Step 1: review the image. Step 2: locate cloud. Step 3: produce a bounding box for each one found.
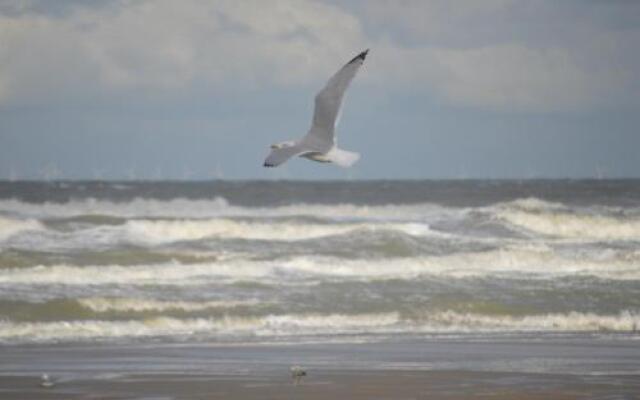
[361,0,516,47]
[0,0,365,104]
[0,0,638,112]
[359,0,640,111]
[432,45,593,111]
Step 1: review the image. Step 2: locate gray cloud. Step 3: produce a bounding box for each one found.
[357,0,640,111]
[0,0,638,112]
[0,0,365,105]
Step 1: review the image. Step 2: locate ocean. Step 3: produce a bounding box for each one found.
[1,180,639,345]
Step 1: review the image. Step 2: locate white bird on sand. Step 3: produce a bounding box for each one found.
[263,49,369,168]
[290,365,307,385]
[39,373,55,388]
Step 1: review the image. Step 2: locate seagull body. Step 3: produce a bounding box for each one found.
[290,365,307,385]
[40,374,55,388]
[264,49,369,168]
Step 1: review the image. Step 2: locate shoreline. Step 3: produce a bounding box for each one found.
[2,369,639,400]
[1,337,639,399]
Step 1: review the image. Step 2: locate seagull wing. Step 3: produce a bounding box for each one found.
[263,145,305,167]
[307,49,369,147]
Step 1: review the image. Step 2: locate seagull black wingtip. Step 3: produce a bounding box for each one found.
[348,49,369,64]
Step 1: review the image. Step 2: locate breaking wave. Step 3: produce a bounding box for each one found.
[498,197,568,212]
[78,297,261,313]
[498,210,640,240]
[0,220,439,253]
[122,219,433,243]
[1,310,638,344]
[1,246,638,287]
[0,197,455,221]
[2,186,640,346]
[416,310,640,333]
[0,312,401,343]
[0,216,43,241]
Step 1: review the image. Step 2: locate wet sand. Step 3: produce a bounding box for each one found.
[1,337,639,399]
[2,370,639,400]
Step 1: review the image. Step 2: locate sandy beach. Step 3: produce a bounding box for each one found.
[2,337,639,399]
[3,369,639,400]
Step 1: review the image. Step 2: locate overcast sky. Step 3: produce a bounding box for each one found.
[1,0,639,180]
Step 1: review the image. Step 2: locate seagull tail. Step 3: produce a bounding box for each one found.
[327,148,360,168]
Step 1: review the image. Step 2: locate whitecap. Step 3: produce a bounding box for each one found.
[1,246,639,287]
[498,209,640,241]
[78,297,261,312]
[0,312,401,343]
[122,219,434,244]
[0,216,44,241]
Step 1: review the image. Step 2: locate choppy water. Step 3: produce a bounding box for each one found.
[0,180,639,344]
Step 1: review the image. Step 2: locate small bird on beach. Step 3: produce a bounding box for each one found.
[39,373,55,388]
[290,365,307,385]
[263,49,369,168]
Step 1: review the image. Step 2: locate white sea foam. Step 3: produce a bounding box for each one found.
[286,247,640,280]
[499,197,568,212]
[499,210,640,240]
[0,197,457,221]
[78,297,261,312]
[416,310,640,333]
[1,246,638,287]
[0,216,43,241]
[1,310,637,343]
[0,218,437,251]
[0,198,229,218]
[123,219,434,243]
[0,312,401,343]
[0,262,263,286]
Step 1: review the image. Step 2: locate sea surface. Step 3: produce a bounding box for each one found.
[1,180,639,345]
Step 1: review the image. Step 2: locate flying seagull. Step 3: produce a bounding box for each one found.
[263,49,369,168]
